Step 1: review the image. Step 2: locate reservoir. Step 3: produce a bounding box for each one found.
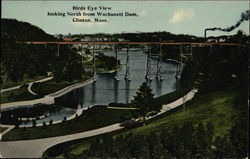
[1,49,179,126]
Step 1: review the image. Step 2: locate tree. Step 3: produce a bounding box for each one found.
[206,121,214,145]
[230,119,248,158]
[32,120,37,127]
[178,122,196,158]
[194,122,210,158]
[131,82,155,125]
[213,135,234,158]
[49,119,53,125]
[148,132,164,159]
[131,135,149,159]
[43,121,47,127]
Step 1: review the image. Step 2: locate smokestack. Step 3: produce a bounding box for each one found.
[205,10,250,35]
[204,29,208,39]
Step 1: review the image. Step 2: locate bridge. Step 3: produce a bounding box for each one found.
[22,41,244,81]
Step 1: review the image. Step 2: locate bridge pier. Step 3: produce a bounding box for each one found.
[175,44,183,78]
[156,44,164,80]
[145,44,152,80]
[124,44,131,81]
[114,44,119,81]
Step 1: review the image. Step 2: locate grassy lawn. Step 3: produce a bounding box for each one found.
[0,127,8,133]
[122,88,238,138]
[0,87,37,104]
[154,88,190,105]
[65,142,91,156]
[0,78,90,104]
[108,88,189,108]
[1,76,47,89]
[48,87,241,157]
[32,78,89,96]
[2,106,133,141]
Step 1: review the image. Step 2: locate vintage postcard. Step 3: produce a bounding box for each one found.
[0,1,249,158]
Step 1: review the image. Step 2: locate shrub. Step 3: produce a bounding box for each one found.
[63,117,67,121]
[43,122,47,127]
[32,120,37,127]
[49,119,53,125]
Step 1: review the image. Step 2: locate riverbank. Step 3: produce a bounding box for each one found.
[0,79,94,111]
[165,58,181,64]
[18,104,96,128]
[0,89,197,158]
[96,66,122,74]
[0,77,53,104]
[1,105,133,141]
[1,87,195,141]
[45,87,240,158]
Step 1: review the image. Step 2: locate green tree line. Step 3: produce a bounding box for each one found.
[66,121,246,159]
[1,19,84,87]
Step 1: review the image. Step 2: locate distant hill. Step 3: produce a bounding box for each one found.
[1,18,58,42]
[1,19,80,84]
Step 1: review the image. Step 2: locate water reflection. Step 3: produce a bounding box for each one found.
[91,82,96,104]
[114,80,119,103]
[155,80,163,95]
[125,81,130,103]
[56,49,178,110]
[2,49,179,125]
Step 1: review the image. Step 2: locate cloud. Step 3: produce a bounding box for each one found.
[169,9,195,23]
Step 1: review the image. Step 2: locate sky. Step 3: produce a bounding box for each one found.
[2,1,249,37]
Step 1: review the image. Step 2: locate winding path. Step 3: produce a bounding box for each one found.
[0,89,197,158]
[0,77,53,94]
[27,82,37,95]
[0,79,93,111]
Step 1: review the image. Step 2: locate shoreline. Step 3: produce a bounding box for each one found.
[16,104,98,128]
[165,58,181,64]
[0,89,197,158]
[96,66,122,74]
[0,79,94,111]
[151,56,181,65]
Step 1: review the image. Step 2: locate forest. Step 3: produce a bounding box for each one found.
[1,19,84,88]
